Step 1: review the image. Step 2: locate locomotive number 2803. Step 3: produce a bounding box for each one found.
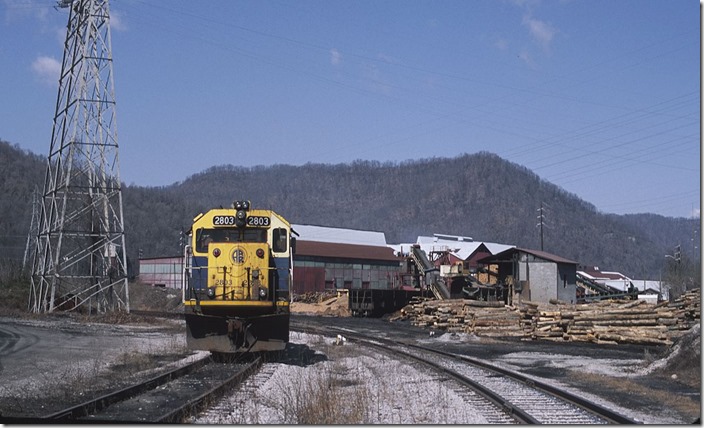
[246,216,270,227]
[213,215,236,226]
[212,215,270,227]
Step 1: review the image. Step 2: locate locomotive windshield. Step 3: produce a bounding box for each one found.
[195,227,267,253]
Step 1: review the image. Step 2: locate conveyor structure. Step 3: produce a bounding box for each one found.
[410,245,451,300]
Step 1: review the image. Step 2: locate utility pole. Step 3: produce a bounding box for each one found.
[29,0,128,314]
[536,202,549,251]
[674,244,681,264]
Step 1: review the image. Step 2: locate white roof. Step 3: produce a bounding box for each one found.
[483,242,515,256]
[393,235,514,260]
[292,224,388,247]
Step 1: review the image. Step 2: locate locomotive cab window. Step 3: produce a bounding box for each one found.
[195,228,267,252]
[272,228,288,253]
[195,228,213,253]
[241,229,267,243]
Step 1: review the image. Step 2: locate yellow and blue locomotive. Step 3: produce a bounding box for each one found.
[182,200,293,353]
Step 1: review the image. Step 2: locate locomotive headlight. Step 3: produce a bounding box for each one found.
[256,248,265,258]
[235,209,246,227]
[259,288,267,299]
[213,248,221,257]
[207,287,216,298]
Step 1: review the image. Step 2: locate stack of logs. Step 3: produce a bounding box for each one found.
[391,288,700,346]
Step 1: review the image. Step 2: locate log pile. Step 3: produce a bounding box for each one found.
[395,298,466,331]
[464,300,530,337]
[668,288,701,335]
[393,298,530,337]
[531,299,677,346]
[392,288,700,346]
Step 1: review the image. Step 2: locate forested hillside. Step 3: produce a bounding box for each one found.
[1,139,698,280]
[0,141,44,267]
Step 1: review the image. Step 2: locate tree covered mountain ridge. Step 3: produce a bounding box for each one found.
[1,139,698,280]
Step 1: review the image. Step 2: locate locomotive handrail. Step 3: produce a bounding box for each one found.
[182,245,202,312]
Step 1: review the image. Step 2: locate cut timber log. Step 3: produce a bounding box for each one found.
[595,333,673,346]
[463,300,505,308]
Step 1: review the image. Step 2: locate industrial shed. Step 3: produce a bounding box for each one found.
[477,248,578,305]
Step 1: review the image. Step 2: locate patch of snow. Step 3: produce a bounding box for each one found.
[494,351,643,377]
[418,331,484,344]
[636,323,700,376]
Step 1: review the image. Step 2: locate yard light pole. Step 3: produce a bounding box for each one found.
[664,246,682,300]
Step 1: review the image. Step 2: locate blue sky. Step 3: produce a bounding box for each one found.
[0,0,700,218]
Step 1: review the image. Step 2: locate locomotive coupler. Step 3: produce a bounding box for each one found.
[227,319,257,350]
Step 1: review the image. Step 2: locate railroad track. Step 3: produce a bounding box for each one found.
[5,354,261,423]
[129,309,184,320]
[291,320,638,424]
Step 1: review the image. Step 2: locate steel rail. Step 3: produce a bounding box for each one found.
[42,355,211,421]
[404,342,639,424]
[76,357,262,423]
[129,309,184,319]
[332,330,538,424]
[155,356,262,423]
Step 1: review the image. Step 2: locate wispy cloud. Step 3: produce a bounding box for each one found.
[31,55,61,86]
[522,15,557,51]
[494,37,509,51]
[517,49,536,68]
[110,10,126,32]
[330,48,342,66]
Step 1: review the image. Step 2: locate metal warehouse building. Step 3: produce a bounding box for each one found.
[137,256,183,289]
[292,240,401,293]
[291,224,402,294]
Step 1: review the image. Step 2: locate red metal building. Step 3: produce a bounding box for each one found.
[292,240,402,293]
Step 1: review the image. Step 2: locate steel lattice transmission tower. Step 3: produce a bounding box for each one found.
[29,0,129,313]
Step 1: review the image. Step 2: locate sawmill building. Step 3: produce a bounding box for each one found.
[477,247,578,305]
